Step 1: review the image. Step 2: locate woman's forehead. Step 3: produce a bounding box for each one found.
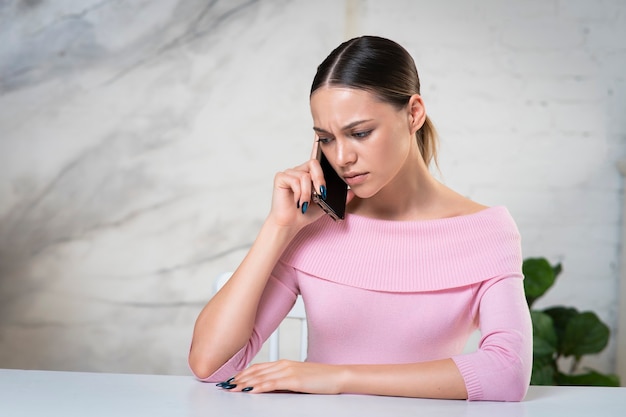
[310,87,401,130]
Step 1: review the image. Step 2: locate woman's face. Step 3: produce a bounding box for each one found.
[310,86,421,199]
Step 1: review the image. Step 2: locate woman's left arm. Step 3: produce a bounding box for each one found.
[451,276,533,401]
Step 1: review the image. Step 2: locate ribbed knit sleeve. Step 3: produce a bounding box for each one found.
[280,206,522,292]
[453,277,533,401]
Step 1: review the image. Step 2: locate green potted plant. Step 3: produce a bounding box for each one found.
[523,257,620,386]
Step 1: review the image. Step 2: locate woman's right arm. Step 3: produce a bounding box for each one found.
[188,161,326,380]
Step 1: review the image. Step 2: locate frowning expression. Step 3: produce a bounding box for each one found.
[310,87,420,199]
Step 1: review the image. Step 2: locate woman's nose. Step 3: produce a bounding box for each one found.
[335,140,357,167]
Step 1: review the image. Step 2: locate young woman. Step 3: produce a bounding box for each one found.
[188,36,532,402]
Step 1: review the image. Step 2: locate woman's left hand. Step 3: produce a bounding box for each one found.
[222,360,346,394]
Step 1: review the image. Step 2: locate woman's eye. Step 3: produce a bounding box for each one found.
[353,130,372,139]
[317,137,333,144]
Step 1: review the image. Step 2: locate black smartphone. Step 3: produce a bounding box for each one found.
[312,145,348,221]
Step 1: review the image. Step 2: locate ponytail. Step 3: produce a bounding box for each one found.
[417,115,439,168]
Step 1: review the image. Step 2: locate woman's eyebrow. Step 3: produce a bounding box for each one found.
[312,119,374,134]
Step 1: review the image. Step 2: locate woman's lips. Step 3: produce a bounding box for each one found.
[343,172,368,186]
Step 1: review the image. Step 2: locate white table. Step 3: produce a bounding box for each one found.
[1,369,625,416]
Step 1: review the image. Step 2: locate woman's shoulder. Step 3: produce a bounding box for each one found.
[433,187,489,220]
[455,197,489,216]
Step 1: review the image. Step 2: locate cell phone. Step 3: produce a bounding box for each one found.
[312,144,348,221]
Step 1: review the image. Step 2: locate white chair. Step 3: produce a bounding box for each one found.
[214,272,308,362]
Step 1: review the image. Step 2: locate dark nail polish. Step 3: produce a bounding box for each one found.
[216,377,235,387]
[301,201,308,214]
[242,387,254,392]
[297,200,300,209]
[222,384,237,390]
[320,185,327,200]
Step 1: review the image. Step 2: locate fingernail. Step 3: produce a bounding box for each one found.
[222,384,237,390]
[301,201,308,214]
[242,387,254,392]
[320,185,327,200]
[216,377,235,387]
[296,200,300,209]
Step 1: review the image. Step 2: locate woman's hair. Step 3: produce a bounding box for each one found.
[310,36,438,167]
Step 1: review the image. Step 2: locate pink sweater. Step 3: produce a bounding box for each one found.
[199,206,533,401]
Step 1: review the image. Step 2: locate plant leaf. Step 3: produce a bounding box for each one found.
[556,370,620,387]
[531,355,556,385]
[530,310,557,356]
[561,311,610,358]
[523,258,557,308]
[543,306,578,355]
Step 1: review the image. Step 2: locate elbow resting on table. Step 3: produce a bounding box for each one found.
[494,370,530,402]
[462,363,530,402]
[188,348,220,381]
[484,358,531,401]
[188,343,249,382]
[457,340,532,401]
[486,358,531,402]
[510,384,529,403]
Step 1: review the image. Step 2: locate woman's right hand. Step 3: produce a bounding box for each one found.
[267,158,327,230]
[190,155,339,381]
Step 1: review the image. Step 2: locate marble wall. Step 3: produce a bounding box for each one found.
[1,0,625,377]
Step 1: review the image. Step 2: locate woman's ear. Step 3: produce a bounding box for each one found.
[407,94,426,134]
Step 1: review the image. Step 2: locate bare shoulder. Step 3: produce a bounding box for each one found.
[440,188,489,218]
[457,197,489,216]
